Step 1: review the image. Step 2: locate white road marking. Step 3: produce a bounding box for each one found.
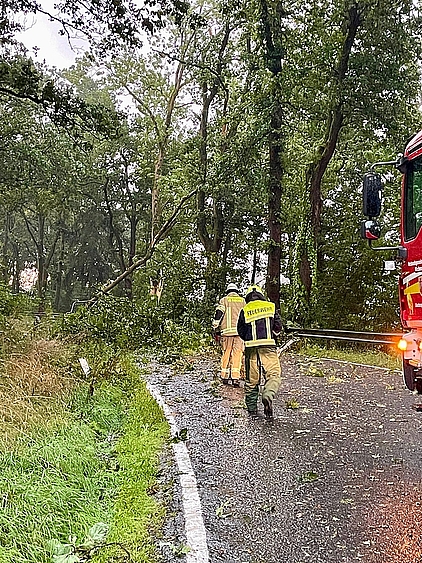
[146,382,209,563]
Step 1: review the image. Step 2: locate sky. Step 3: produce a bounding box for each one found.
[16,3,86,69]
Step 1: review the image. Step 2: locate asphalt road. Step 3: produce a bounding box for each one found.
[147,352,422,563]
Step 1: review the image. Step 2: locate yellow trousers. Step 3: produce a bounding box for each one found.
[221,335,244,380]
[244,346,282,411]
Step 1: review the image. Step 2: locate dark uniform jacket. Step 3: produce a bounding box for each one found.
[237,293,282,348]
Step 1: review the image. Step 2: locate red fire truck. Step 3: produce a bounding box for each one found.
[362,130,422,393]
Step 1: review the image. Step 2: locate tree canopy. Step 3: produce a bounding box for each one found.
[1,0,421,330]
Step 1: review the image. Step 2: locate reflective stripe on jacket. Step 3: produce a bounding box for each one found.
[237,299,280,347]
[212,292,246,336]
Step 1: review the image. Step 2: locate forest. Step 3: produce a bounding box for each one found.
[2,0,422,333]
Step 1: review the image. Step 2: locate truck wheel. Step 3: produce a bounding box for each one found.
[403,358,416,391]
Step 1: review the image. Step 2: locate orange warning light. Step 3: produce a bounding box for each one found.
[398,339,407,351]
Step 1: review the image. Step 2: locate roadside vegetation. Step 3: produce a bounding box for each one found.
[0,286,207,563]
[300,343,402,372]
[4,0,422,332]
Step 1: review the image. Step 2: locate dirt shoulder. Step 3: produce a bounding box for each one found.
[148,352,422,563]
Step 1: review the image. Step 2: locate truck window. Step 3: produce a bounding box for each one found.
[404,157,422,241]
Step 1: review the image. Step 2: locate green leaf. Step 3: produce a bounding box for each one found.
[172,428,188,442]
[169,543,191,556]
[215,500,232,518]
[297,471,319,484]
[46,540,73,556]
[87,522,109,543]
[78,522,109,550]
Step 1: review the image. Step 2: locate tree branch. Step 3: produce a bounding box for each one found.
[86,188,197,305]
[122,83,161,141]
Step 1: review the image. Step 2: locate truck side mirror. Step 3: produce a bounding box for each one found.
[363,172,382,217]
[361,219,381,240]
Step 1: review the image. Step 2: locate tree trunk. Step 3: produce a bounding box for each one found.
[54,233,65,311]
[103,177,133,298]
[152,59,185,240]
[267,87,283,305]
[22,212,60,313]
[1,215,9,284]
[36,215,46,311]
[87,188,197,306]
[259,0,285,307]
[195,23,231,305]
[123,50,186,242]
[298,4,361,305]
[124,212,138,300]
[11,241,20,293]
[252,241,258,285]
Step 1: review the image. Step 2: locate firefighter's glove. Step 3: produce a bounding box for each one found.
[213,330,221,343]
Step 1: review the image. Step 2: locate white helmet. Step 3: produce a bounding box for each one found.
[226,282,239,292]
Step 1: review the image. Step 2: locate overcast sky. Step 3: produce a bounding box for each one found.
[16,3,86,69]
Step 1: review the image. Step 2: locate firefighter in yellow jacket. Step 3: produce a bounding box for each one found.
[237,284,282,418]
[212,283,246,386]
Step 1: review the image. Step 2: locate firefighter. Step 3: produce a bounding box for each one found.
[237,284,282,419]
[212,283,246,386]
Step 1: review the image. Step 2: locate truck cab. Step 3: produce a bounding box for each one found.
[362,130,422,393]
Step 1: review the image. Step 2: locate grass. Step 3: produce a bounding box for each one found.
[0,337,80,449]
[0,346,169,563]
[93,358,169,563]
[0,390,122,563]
[299,343,402,371]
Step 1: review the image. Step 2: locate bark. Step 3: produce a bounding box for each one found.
[23,212,60,312]
[35,215,46,309]
[267,92,283,305]
[126,210,137,299]
[195,23,231,305]
[54,233,65,311]
[196,22,231,259]
[259,0,285,307]
[103,161,141,300]
[123,44,187,242]
[252,242,258,285]
[10,242,20,293]
[1,214,11,285]
[103,178,129,294]
[151,57,185,239]
[220,233,231,291]
[299,3,362,302]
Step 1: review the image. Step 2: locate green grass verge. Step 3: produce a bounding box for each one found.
[0,355,169,563]
[299,343,401,371]
[92,358,169,563]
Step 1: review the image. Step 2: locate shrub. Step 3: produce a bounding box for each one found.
[57,295,207,357]
[0,284,37,357]
[0,283,34,318]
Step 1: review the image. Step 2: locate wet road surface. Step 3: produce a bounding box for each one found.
[147,352,422,563]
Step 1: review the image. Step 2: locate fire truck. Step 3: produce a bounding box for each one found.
[362,130,422,393]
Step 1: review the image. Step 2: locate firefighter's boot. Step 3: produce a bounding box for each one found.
[262,397,273,419]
